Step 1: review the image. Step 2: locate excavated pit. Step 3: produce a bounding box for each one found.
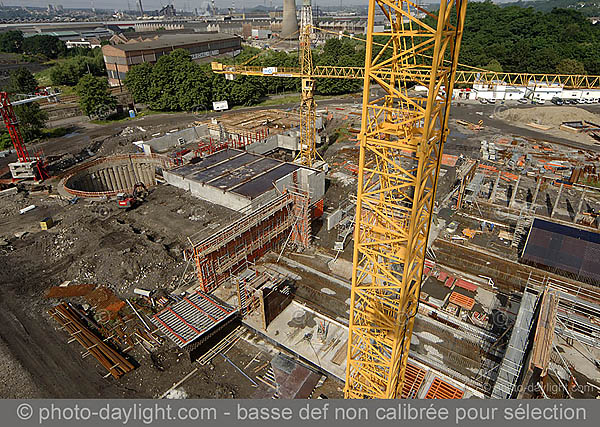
[63,154,172,198]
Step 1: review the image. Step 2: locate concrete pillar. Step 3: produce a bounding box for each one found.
[532,177,542,209]
[128,165,134,187]
[149,166,156,185]
[509,176,521,208]
[117,165,127,190]
[142,164,152,186]
[575,188,587,223]
[490,172,501,203]
[107,166,117,191]
[99,169,109,191]
[133,162,142,184]
[114,166,124,189]
[122,165,133,189]
[96,170,104,191]
[551,183,564,218]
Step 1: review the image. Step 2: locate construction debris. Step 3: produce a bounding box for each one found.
[48,303,135,379]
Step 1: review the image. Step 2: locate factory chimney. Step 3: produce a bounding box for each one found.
[281,0,299,40]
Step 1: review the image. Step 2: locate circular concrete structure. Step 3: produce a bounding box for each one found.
[63,154,172,198]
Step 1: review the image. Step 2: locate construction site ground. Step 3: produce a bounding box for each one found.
[2,98,600,399]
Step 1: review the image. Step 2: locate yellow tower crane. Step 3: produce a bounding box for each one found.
[213,28,600,171]
[343,0,468,399]
[212,0,324,168]
[210,0,600,399]
[297,0,322,167]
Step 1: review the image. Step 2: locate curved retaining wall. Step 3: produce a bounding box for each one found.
[63,154,173,198]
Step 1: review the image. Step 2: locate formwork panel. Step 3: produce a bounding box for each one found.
[151,291,237,348]
[400,362,426,399]
[448,292,475,310]
[424,378,464,399]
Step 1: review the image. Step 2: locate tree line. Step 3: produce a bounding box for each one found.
[124,49,267,111]
[0,30,66,59]
[124,38,363,112]
[456,1,600,75]
[0,31,107,86]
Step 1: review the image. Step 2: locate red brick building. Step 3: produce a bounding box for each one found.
[102,33,242,87]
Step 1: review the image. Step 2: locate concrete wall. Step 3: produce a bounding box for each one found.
[243,131,301,153]
[277,131,300,151]
[162,170,190,192]
[65,158,157,194]
[163,170,254,211]
[274,167,326,204]
[245,134,279,155]
[142,125,209,154]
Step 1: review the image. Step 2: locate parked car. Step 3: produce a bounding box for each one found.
[478,98,488,104]
[551,97,564,106]
[518,98,529,104]
[488,98,496,104]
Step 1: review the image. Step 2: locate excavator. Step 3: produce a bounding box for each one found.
[116,182,148,210]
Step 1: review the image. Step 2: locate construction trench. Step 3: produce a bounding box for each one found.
[1,101,600,399]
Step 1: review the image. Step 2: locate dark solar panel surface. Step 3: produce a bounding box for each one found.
[167,148,301,199]
[522,218,600,282]
[210,157,281,190]
[169,149,242,177]
[234,163,299,198]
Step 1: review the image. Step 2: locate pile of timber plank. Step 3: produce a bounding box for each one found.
[48,303,135,379]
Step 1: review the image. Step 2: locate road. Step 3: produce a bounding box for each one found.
[3,94,599,176]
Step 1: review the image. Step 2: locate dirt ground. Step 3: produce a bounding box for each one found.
[1,98,599,399]
[0,104,352,399]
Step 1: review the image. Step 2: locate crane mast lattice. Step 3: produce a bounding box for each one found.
[344,0,468,399]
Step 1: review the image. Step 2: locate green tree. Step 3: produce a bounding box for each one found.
[124,62,153,104]
[0,131,12,151]
[484,59,503,73]
[76,75,117,118]
[50,55,105,86]
[8,67,38,94]
[14,103,48,142]
[22,35,66,59]
[0,30,24,53]
[556,58,586,75]
[146,49,214,111]
[8,67,47,141]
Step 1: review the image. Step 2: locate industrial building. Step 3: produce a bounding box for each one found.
[102,33,242,86]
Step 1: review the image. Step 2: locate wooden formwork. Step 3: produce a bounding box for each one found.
[424,378,465,399]
[400,363,427,399]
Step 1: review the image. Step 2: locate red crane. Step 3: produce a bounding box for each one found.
[0,91,55,181]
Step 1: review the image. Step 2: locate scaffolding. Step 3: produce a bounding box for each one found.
[191,187,312,294]
[491,285,539,399]
[528,273,600,349]
[191,194,295,293]
[287,186,312,248]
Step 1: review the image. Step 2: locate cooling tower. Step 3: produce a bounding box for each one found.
[282,0,299,40]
